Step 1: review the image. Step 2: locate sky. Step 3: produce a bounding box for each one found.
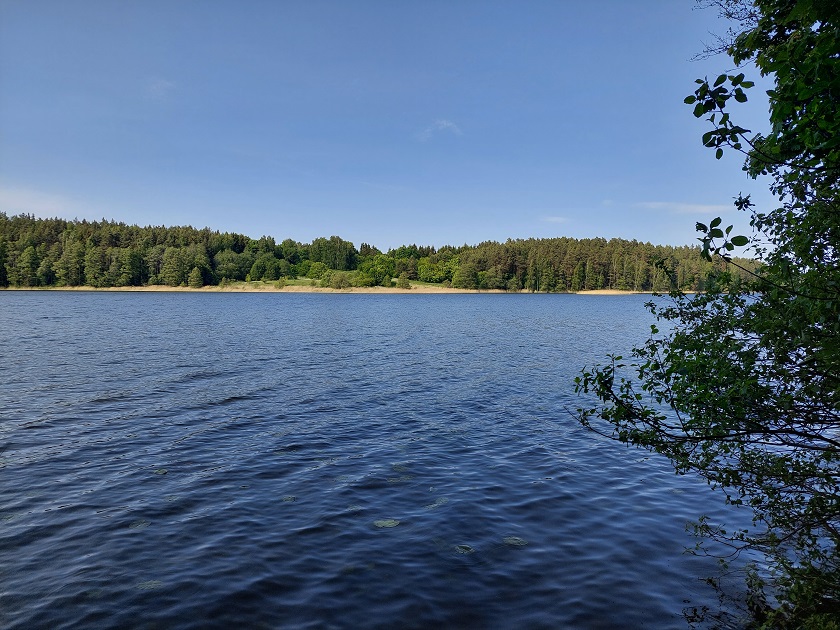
[0,0,775,251]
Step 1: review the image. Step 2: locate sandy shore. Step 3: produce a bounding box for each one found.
[574,289,651,295]
[3,284,652,294]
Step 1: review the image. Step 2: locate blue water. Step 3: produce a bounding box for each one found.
[0,292,749,628]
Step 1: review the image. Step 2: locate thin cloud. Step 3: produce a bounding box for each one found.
[0,186,81,216]
[635,201,731,215]
[147,76,176,100]
[541,215,569,224]
[417,119,463,142]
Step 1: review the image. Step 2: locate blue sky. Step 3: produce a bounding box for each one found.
[0,0,773,251]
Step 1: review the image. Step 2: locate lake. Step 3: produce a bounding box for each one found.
[0,292,750,628]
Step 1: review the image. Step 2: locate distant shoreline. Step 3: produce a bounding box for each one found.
[1,285,653,295]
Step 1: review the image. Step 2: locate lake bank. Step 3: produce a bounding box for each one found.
[1,284,652,295]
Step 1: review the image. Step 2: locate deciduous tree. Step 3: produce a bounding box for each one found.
[576,1,840,626]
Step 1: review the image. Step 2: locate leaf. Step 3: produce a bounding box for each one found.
[696,222,708,232]
[710,217,722,228]
[684,95,697,104]
[716,148,724,159]
[731,235,749,246]
[693,102,706,118]
[714,73,727,87]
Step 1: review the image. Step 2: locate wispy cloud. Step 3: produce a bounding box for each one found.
[541,215,569,224]
[635,201,731,215]
[417,119,463,142]
[0,186,81,216]
[147,76,176,100]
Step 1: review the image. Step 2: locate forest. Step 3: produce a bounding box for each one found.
[0,212,754,291]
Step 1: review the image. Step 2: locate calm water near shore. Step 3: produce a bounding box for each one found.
[0,292,750,628]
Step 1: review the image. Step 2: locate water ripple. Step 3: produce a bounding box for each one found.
[0,293,753,628]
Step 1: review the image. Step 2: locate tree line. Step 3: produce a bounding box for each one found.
[0,212,754,291]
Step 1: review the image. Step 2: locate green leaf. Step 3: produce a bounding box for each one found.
[730,235,749,246]
[696,222,708,232]
[710,217,722,228]
[693,102,706,118]
[715,148,724,159]
[684,95,697,104]
[714,73,727,87]
[709,228,724,238]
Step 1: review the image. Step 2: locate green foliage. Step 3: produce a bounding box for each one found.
[279,238,301,264]
[358,242,381,258]
[452,260,479,289]
[417,256,449,283]
[249,252,283,281]
[395,272,411,289]
[577,1,840,625]
[307,261,329,280]
[357,253,395,286]
[309,235,357,270]
[83,245,108,288]
[213,248,250,281]
[1,216,754,292]
[14,245,39,286]
[0,238,8,287]
[245,235,276,258]
[294,259,312,279]
[352,270,377,287]
[160,244,210,286]
[187,266,203,288]
[327,271,351,289]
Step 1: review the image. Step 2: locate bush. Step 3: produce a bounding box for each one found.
[396,272,411,289]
